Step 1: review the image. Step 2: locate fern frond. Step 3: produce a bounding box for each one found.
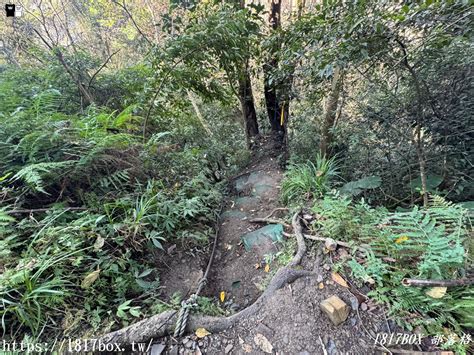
[12,161,76,194]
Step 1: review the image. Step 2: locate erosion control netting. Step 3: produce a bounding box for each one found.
[241,224,284,251]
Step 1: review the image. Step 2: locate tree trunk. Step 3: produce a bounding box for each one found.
[320,66,343,157]
[264,0,285,140]
[396,39,428,207]
[31,27,95,106]
[56,49,95,105]
[238,70,259,147]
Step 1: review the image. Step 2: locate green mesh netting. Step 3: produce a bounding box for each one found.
[221,210,247,219]
[241,224,284,251]
[234,196,259,207]
[251,184,273,196]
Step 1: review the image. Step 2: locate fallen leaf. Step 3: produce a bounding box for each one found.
[318,282,325,289]
[426,286,447,299]
[81,269,100,289]
[331,272,349,288]
[242,344,252,353]
[264,264,270,273]
[93,236,105,251]
[195,328,211,338]
[395,235,409,244]
[220,291,225,302]
[254,333,273,353]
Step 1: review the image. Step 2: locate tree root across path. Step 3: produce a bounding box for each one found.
[99,212,313,345]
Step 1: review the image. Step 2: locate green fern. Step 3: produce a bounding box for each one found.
[12,161,76,194]
[97,169,131,190]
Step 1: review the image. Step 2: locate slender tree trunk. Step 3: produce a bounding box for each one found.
[397,39,428,206]
[238,70,259,147]
[320,66,343,157]
[55,49,95,106]
[264,0,285,140]
[31,27,95,106]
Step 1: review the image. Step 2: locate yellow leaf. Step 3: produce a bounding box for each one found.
[195,327,211,338]
[264,264,270,273]
[331,272,349,288]
[395,235,409,244]
[220,291,225,302]
[318,282,325,289]
[81,269,100,289]
[426,286,447,299]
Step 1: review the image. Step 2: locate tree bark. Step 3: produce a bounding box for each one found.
[320,66,343,157]
[238,70,259,147]
[264,0,285,140]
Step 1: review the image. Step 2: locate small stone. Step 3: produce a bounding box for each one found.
[150,343,166,355]
[320,295,350,326]
[324,238,337,252]
[198,341,204,347]
[169,346,179,355]
[255,323,274,338]
[350,317,357,326]
[323,263,331,271]
[349,295,359,311]
[360,302,368,311]
[184,339,194,349]
[327,339,336,355]
[225,344,234,354]
[316,274,324,283]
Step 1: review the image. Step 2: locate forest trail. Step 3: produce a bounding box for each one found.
[158,136,285,307]
[156,139,407,354]
[205,136,285,306]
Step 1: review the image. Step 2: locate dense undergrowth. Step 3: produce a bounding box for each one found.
[0,0,472,350]
[0,66,246,340]
[281,156,473,353]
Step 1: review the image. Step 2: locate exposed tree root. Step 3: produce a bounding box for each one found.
[99,212,311,345]
[249,217,291,228]
[402,277,474,287]
[283,231,370,253]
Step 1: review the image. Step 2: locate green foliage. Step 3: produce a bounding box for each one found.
[281,154,339,204]
[311,194,472,347]
[0,63,232,341]
[340,176,382,197]
[196,296,226,317]
[311,192,383,241]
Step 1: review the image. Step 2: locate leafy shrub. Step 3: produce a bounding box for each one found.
[281,154,339,204]
[313,194,472,350]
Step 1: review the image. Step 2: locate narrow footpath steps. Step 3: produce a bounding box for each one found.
[205,155,284,307]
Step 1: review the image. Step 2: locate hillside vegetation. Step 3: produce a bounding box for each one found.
[0,0,472,353]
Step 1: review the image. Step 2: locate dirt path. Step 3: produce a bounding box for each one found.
[141,138,418,354]
[203,140,285,307]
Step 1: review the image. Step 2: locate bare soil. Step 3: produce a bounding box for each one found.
[150,137,425,355]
